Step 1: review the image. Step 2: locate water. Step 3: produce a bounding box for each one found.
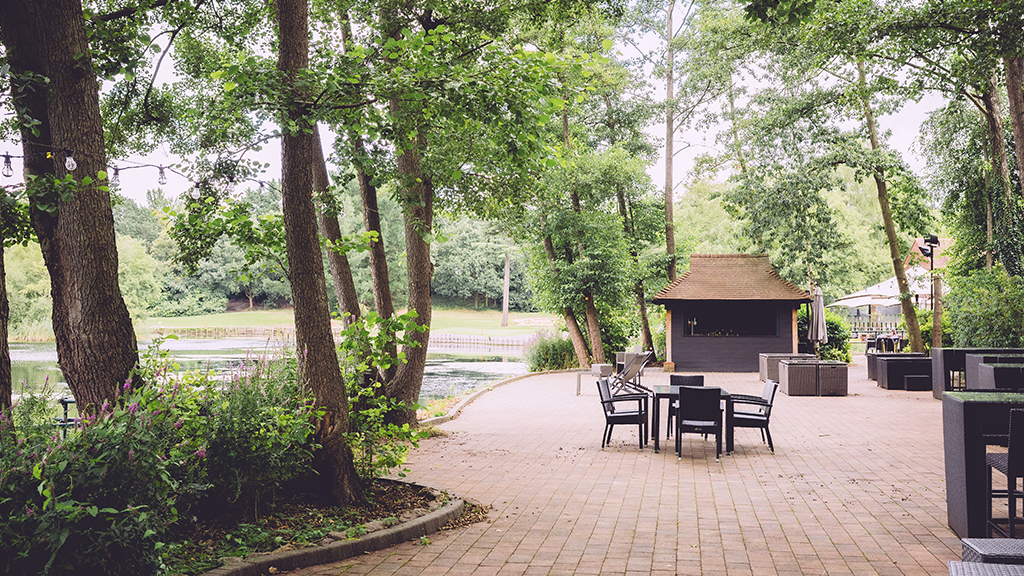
[9,339,527,404]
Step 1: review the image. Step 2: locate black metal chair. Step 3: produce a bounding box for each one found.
[675,386,722,461]
[731,379,779,453]
[987,409,1024,537]
[596,378,648,449]
[667,374,704,432]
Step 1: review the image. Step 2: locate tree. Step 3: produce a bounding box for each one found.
[275,0,362,504]
[1,0,138,413]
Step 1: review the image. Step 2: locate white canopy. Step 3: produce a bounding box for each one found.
[828,266,930,308]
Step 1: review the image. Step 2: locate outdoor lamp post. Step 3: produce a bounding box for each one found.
[918,234,939,310]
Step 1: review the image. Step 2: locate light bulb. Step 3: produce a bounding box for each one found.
[111,166,120,185]
[64,152,77,172]
[158,167,167,186]
[1,154,12,178]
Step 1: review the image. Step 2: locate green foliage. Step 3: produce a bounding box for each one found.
[945,267,1024,348]
[899,306,952,353]
[797,307,852,363]
[524,332,579,372]
[337,311,427,480]
[0,339,321,575]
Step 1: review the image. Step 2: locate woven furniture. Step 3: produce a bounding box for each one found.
[759,353,814,382]
[818,361,849,396]
[867,352,926,381]
[966,355,1024,389]
[675,386,722,461]
[987,409,1024,537]
[905,374,932,391]
[877,357,931,390]
[596,379,648,449]
[948,561,1024,575]
[962,539,1024,564]
[978,364,1024,392]
[667,374,704,431]
[779,360,818,396]
[943,392,1024,538]
[731,380,778,452]
[933,348,1024,400]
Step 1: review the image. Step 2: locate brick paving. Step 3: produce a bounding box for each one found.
[285,355,961,575]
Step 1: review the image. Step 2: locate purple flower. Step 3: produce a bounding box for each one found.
[128,402,139,414]
[24,506,34,517]
[194,448,206,459]
[174,418,184,429]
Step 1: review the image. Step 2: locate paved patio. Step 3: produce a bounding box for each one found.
[287,355,962,575]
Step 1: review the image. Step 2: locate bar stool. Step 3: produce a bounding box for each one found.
[987,409,1024,537]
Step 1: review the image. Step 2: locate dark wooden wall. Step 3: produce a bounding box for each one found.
[667,301,798,372]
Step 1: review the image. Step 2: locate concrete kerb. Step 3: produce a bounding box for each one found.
[201,489,465,576]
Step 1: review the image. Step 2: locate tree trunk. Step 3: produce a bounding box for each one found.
[1,0,137,414]
[501,252,510,328]
[0,242,10,417]
[312,125,360,328]
[981,72,1014,273]
[1003,55,1024,189]
[615,186,655,352]
[857,61,923,353]
[665,0,677,281]
[386,102,433,426]
[276,0,362,505]
[541,231,590,367]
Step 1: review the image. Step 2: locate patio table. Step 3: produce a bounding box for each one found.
[650,384,734,454]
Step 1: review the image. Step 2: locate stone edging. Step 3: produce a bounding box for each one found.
[201,489,465,576]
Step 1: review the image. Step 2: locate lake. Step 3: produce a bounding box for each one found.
[9,338,528,404]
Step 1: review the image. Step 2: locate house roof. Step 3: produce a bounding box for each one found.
[653,254,811,303]
[903,236,952,271]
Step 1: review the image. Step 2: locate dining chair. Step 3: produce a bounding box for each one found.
[987,409,1024,537]
[731,379,779,452]
[675,386,722,461]
[596,378,649,449]
[667,374,704,433]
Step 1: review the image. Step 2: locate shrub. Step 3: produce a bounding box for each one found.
[797,307,852,363]
[945,266,1024,347]
[0,341,322,575]
[899,306,953,352]
[524,332,579,372]
[337,311,426,481]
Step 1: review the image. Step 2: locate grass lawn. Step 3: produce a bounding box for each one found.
[147,308,556,338]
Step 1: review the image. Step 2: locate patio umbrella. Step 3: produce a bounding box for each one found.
[827,294,900,308]
[809,286,828,355]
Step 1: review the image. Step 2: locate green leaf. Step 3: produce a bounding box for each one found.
[211,70,225,80]
[224,82,236,92]
[602,38,613,51]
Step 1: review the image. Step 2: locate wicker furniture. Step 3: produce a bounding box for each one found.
[779,360,818,396]
[759,353,815,382]
[962,539,1024,564]
[731,380,779,452]
[987,409,1024,537]
[877,357,931,390]
[818,361,849,396]
[943,392,1024,538]
[978,364,1024,392]
[933,348,1024,400]
[966,355,1024,389]
[651,385,733,454]
[675,386,723,461]
[948,561,1024,575]
[867,352,926,381]
[596,378,648,449]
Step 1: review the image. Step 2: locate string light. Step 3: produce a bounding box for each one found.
[110,165,120,189]
[64,150,77,172]
[158,166,167,186]
[1,153,12,178]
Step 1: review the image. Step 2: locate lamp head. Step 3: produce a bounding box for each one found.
[924,234,939,247]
